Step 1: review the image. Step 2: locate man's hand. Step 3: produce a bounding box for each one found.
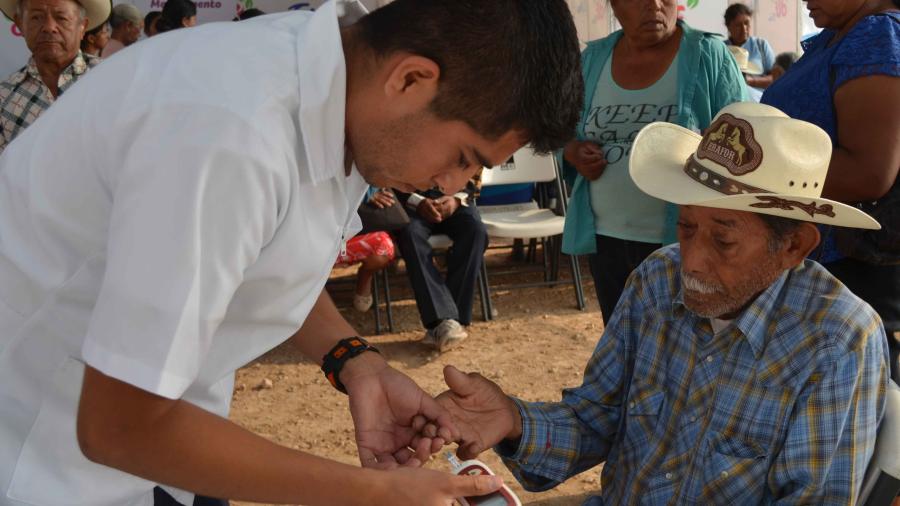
[563,140,607,181]
[369,189,395,209]
[373,466,505,505]
[417,199,443,223]
[435,196,461,220]
[432,366,522,460]
[341,352,458,468]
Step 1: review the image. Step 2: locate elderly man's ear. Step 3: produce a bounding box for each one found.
[778,223,821,269]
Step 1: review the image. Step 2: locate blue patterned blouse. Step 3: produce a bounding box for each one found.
[761,12,900,263]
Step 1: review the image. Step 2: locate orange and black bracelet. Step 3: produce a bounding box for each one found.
[321,337,381,394]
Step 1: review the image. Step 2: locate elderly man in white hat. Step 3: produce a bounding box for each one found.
[101,3,142,58]
[432,102,890,505]
[0,0,109,154]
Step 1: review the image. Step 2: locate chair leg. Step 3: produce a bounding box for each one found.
[541,237,550,282]
[569,253,586,311]
[479,261,494,321]
[372,274,382,335]
[381,270,394,333]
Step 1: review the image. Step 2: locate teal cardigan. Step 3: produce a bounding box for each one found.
[560,22,747,255]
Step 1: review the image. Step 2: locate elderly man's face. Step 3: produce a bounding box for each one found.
[123,20,143,45]
[677,205,790,319]
[16,0,87,66]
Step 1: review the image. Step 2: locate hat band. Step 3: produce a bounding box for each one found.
[683,156,768,196]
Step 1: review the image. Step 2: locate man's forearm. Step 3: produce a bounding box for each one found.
[77,368,389,505]
[291,288,361,364]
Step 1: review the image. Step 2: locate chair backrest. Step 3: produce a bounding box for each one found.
[481,147,558,187]
[859,380,900,506]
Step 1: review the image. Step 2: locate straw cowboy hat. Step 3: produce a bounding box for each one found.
[1,0,111,31]
[727,45,763,75]
[629,102,880,230]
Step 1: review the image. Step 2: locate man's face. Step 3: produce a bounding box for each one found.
[16,0,87,66]
[349,107,524,195]
[677,205,788,319]
[123,20,143,45]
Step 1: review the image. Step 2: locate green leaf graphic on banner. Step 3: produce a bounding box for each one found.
[687,0,699,8]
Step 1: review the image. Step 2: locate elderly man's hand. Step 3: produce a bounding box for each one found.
[564,140,607,181]
[423,365,522,460]
[341,352,458,468]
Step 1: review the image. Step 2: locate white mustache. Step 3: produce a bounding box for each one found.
[682,273,723,295]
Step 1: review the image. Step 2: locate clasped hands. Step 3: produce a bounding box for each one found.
[343,351,519,471]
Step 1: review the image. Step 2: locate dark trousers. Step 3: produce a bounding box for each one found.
[153,487,228,506]
[397,204,488,327]
[825,257,900,383]
[588,234,661,325]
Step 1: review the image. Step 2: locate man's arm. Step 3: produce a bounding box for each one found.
[290,288,459,467]
[436,285,638,491]
[77,366,501,505]
[769,323,889,504]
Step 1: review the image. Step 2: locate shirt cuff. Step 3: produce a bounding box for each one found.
[494,397,547,466]
[453,192,469,207]
[406,193,425,211]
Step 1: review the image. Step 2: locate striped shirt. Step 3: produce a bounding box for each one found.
[497,244,889,505]
[0,52,99,155]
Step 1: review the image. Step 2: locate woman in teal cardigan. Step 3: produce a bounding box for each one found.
[560,0,746,323]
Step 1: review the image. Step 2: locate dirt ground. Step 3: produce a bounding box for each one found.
[230,246,606,505]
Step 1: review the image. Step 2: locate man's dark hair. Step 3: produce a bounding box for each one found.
[724,3,753,25]
[356,0,584,154]
[758,213,804,253]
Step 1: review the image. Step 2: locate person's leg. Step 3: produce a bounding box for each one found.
[356,254,390,295]
[354,232,396,296]
[825,258,900,383]
[589,235,660,325]
[440,205,488,326]
[397,213,458,327]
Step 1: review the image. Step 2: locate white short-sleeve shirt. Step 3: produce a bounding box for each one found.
[0,3,368,504]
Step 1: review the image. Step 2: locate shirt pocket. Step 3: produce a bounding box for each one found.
[699,432,769,504]
[619,380,665,460]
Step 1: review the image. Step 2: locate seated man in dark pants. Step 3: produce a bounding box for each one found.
[395,172,487,351]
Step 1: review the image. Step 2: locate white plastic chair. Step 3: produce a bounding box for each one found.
[477,147,586,312]
[859,379,900,505]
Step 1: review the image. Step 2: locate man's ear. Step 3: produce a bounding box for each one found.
[382,54,440,113]
[780,222,821,269]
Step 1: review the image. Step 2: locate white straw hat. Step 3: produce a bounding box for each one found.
[727,45,763,75]
[1,0,112,31]
[629,102,880,230]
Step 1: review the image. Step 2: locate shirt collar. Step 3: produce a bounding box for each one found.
[674,268,792,359]
[295,0,368,185]
[22,52,90,85]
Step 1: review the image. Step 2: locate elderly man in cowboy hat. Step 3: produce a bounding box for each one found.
[432,102,891,505]
[0,0,109,154]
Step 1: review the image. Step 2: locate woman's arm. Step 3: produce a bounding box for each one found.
[825,74,900,202]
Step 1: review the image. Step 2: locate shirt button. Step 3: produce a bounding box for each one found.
[690,416,697,423]
[720,471,729,478]
[665,472,673,480]
[628,401,635,409]
[706,355,714,363]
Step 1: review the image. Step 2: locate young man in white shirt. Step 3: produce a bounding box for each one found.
[0,0,583,505]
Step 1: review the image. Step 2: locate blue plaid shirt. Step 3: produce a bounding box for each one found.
[497,244,889,505]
